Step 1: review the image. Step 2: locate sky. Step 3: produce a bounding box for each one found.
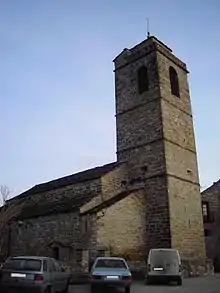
[0,0,220,198]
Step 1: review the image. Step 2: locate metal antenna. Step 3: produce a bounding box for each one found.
[147,18,150,38]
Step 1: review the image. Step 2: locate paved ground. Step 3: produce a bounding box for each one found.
[69,275,220,293]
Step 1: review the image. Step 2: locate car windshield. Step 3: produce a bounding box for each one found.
[150,250,179,266]
[95,259,127,269]
[3,258,42,271]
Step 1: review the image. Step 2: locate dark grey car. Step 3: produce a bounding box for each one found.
[0,256,69,293]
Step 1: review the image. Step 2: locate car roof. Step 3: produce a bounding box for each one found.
[150,248,178,252]
[9,256,51,260]
[95,257,126,261]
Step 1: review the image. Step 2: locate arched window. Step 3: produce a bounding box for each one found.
[169,66,180,97]
[137,66,149,94]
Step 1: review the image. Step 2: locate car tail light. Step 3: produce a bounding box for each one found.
[122,275,132,281]
[35,274,44,281]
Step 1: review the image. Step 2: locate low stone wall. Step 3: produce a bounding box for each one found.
[181,259,214,278]
[60,255,214,283]
[65,258,214,284]
[127,260,146,280]
[59,261,91,284]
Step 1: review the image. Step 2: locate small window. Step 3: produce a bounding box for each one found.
[169,66,180,97]
[76,249,83,264]
[202,202,208,217]
[137,66,149,94]
[202,201,211,222]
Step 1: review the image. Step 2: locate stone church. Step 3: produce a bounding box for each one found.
[2,35,207,273]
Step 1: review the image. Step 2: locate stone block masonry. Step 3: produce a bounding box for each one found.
[114,36,206,262]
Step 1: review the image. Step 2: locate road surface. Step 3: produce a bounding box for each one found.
[68,274,220,293]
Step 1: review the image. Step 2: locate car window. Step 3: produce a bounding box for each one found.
[3,258,42,271]
[150,250,179,265]
[95,259,127,269]
[48,259,57,272]
[53,259,61,272]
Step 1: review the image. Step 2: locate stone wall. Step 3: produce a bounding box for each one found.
[81,164,129,214]
[9,211,96,272]
[201,181,220,213]
[201,181,220,265]
[157,52,192,115]
[157,49,206,261]
[168,176,205,260]
[101,163,129,200]
[3,165,129,271]
[142,177,171,250]
[0,225,9,261]
[213,193,220,271]
[114,40,172,252]
[114,36,206,264]
[97,190,147,259]
[181,259,214,278]
[115,49,163,166]
[2,178,102,268]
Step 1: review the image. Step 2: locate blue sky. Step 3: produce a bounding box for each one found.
[0,0,220,197]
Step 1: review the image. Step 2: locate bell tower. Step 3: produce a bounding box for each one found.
[113,36,206,261]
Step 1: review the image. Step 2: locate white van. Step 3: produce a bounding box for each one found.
[146,248,182,285]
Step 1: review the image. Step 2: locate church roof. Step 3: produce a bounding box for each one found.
[10,162,119,201]
[18,194,96,219]
[113,36,172,62]
[201,179,220,195]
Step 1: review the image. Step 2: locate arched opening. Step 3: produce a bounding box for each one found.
[52,247,59,260]
[137,66,149,94]
[169,66,180,97]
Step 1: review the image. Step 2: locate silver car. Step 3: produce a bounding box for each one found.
[146,248,183,285]
[0,256,69,293]
[90,257,132,293]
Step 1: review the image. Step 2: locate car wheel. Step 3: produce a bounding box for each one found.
[177,277,182,286]
[44,287,52,293]
[125,285,130,293]
[91,284,97,293]
[62,283,69,293]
